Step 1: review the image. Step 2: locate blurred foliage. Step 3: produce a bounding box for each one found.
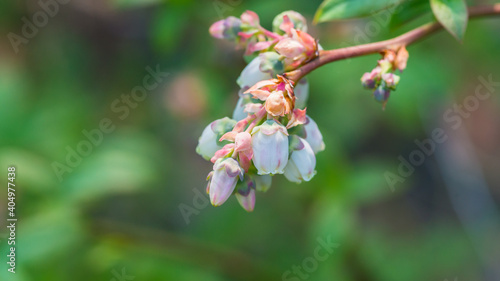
[314,0,406,23]
[0,0,499,281]
[430,0,468,41]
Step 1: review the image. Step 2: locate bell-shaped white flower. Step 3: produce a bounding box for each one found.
[232,92,255,121]
[237,54,273,89]
[196,117,237,160]
[284,137,316,183]
[294,79,309,109]
[251,120,289,175]
[253,174,272,192]
[208,158,243,206]
[232,96,247,121]
[196,125,219,160]
[304,115,325,154]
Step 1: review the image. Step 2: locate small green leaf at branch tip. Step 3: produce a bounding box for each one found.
[314,0,406,24]
[430,0,468,42]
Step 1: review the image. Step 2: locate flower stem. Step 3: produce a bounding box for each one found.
[245,107,267,133]
[259,27,284,40]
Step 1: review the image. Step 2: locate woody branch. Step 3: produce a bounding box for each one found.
[285,4,500,83]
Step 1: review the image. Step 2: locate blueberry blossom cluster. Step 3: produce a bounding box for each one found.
[361,47,409,109]
[196,11,325,212]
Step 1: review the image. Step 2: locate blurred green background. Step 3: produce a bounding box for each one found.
[1,0,500,280]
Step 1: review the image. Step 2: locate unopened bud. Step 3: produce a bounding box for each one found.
[265,91,287,117]
[396,46,409,72]
[373,85,391,103]
[273,11,308,35]
[241,10,260,27]
[382,73,400,90]
[209,16,242,40]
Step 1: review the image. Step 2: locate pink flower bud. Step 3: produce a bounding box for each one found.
[304,116,325,154]
[265,91,287,117]
[361,66,383,89]
[209,19,226,39]
[382,73,400,89]
[209,16,242,40]
[383,49,397,64]
[396,46,409,72]
[371,66,382,77]
[241,10,260,26]
[284,137,316,183]
[294,29,317,53]
[274,29,318,70]
[361,72,376,89]
[251,120,289,175]
[274,38,306,59]
[209,158,243,206]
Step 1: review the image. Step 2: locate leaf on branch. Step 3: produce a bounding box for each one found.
[314,0,407,23]
[430,0,468,42]
[389,0,432,30]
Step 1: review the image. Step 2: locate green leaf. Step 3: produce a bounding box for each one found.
[314,0,407,23]
[389,0,431,30]
[430,0,468,41]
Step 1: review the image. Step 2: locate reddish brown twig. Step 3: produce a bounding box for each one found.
[285,4,500,82]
